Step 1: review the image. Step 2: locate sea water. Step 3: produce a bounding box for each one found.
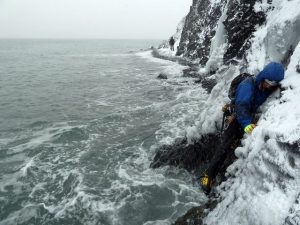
[0,39,207,225]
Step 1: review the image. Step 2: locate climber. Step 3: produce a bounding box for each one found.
[200,62,285,194]
[169,36,175,51]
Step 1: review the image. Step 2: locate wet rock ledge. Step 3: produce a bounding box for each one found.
[173,200,218,225]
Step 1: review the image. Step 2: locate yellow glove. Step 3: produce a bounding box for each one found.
[244,124,256,134]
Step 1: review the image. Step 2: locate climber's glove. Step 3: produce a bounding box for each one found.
[244,124,256,134]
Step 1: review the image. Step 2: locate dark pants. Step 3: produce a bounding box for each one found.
[170,45,174,51]
[206,118,243,179]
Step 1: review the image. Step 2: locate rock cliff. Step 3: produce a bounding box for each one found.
[152,0,300,224]
[177,0,266,67]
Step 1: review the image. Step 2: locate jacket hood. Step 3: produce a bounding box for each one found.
[255,62,285,85]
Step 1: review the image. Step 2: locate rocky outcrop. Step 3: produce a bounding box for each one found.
[173,200,218,225]
[176,0,226,65]
[176,0,266,65]
[223,0,265,63]
[150,134,219,172]
[157,73,168,79]
[152,0,268,174]
[152,0,274,224]
[153,0,300,224]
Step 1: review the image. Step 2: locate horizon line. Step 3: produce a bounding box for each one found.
[0,37,166,41]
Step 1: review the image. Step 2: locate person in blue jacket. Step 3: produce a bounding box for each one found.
[200,62,285,194]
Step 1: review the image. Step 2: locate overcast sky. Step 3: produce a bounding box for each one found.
[0,0,191,39]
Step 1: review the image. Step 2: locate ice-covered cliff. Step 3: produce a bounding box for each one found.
[154,0,300,224]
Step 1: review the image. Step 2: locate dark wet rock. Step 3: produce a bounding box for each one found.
[182,67,200,78]
[200,78,217,93]
[157,73,168,80]
[177,0,226,65]
[194,78,202,84]
[278,140,300,154]
[223,0,266,63]
[284,212,300,225]
[150,134,219,172]
[281,45,295,68]
[194,74,217,93]
[173,199,218,225]
[150,131,239,181]
[296,63,300,73]
[288,156,296,168]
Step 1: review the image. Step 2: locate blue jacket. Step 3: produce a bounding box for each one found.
[235,62,285,129]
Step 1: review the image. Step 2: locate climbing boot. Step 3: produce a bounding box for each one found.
[199,173,212,195]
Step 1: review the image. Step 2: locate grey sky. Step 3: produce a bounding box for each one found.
[0,0,191,39]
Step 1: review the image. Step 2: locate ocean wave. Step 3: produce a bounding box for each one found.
[6,123,87,154]
[65,53,132,58]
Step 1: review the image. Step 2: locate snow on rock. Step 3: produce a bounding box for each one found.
[204,40,300,225]
[199,1,300,224]
[156,0,300,224]
[247,0,300,72]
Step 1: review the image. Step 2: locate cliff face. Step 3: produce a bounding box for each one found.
[177,0,265,66]
[223,0,265,62]
[176,0,226,65]
[154,0,300,224]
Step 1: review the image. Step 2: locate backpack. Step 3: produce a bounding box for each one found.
[228,73,254,102]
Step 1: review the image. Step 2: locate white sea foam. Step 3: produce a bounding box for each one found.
[136,50,188,76]
[155,84,209,145]
[143,219,172,225]
[20,157,35,176]
[94,100,112,106]
[66,53,131,58]
[136,50,171,65]
[8,123,86,154]
[29,182,47,198]
[135,49,210,146]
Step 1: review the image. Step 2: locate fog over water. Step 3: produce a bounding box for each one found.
[0,0,191,39]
